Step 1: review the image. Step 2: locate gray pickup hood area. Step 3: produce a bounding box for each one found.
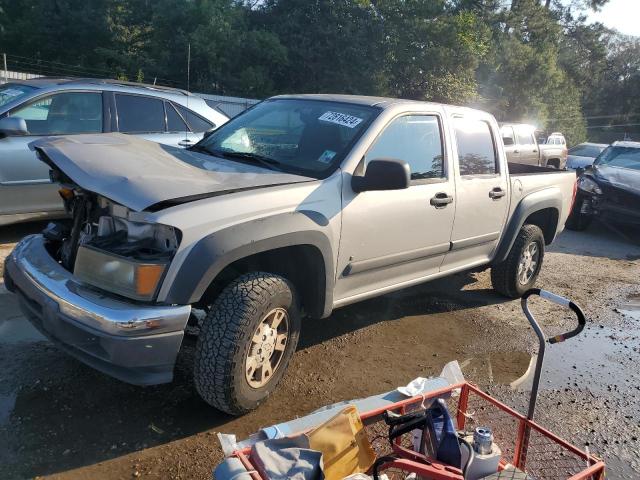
[30,133,315,212]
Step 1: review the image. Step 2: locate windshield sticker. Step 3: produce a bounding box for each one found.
[318,111,363,129]
[318,150,337,164]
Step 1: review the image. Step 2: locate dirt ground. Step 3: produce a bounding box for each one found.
[0,220,639,480]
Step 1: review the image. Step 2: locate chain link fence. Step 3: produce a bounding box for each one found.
[1,70,43,83]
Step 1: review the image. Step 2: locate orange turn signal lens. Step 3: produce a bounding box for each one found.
[135,264,166,297]
[58,188,74,200]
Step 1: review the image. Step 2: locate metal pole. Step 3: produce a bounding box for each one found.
[517,293,547,470]
[3,53,8,84]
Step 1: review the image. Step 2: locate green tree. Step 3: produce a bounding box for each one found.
[474,0,590,144]
[255,0,383,95]
[375,1,490,103]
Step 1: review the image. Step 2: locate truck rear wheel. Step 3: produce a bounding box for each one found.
[194,272,301,415]
[491,224,545,298]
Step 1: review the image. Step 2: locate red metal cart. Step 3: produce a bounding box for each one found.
[227,289,606,479]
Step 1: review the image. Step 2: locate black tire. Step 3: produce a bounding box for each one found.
[491,224,545,298]
[194,272,301,415]
[565,199,592,231]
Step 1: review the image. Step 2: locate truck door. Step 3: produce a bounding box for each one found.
[515,125,539,166]
[500,125,519,163]
[441,114,509,270]
[334,112,456,303]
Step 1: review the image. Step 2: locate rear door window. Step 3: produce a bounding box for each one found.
[453,118,498,176]
[166,102,189,132]
[516,126,534,146]
[115,94,165,133]
[500,126,515,146]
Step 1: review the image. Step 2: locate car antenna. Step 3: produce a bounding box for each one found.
[185,43,191,144]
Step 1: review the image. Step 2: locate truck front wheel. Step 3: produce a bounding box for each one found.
[194,272,301,415]
[491,224,545,298]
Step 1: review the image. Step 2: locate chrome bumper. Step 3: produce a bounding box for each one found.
[4,234,191,385]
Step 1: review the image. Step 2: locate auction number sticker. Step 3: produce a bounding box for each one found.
[318,111,363,129]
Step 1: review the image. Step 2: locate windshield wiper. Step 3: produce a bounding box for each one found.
[188,144,212,155]
[207,149,285,172]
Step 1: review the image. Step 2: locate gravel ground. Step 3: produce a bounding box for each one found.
[0,220,638,479]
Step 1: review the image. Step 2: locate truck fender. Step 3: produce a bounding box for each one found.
[163,211,335,317]
[492,188,563,264]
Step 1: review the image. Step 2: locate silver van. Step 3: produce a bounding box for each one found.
[0,78,228,225]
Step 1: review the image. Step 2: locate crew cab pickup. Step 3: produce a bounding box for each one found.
[501,123,568,169]
[5,95,577,415]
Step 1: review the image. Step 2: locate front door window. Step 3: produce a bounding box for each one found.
[11,92,103,135]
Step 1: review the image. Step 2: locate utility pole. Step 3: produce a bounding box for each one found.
[3,53,8,84]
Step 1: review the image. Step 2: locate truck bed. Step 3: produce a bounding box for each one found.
[507,162,572,175]
[507,162,577,235]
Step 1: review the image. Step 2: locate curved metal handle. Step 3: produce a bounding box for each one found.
[489,187,506,199]
[522,288,586,344]
[520,288,587,423]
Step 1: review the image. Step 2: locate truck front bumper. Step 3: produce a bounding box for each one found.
[3,234,191,385]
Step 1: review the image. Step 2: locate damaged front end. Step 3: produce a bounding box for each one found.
[3,144,192,386]
[45,168,180,302]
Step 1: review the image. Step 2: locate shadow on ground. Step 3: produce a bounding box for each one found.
[550,221,640,260]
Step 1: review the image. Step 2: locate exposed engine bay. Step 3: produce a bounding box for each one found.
[43,172,180,280]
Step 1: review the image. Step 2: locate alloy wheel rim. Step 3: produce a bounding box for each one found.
[245,307,289,388]
[517,241,540,285]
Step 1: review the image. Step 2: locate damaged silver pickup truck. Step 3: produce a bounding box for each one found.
[5,95,577,414]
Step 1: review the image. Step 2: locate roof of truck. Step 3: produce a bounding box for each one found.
[271,93,443,109]
[499,122,537,130]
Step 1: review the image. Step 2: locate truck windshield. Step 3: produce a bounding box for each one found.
[194,98,379,178]
[595,146,640,171]
[0,84,36,109]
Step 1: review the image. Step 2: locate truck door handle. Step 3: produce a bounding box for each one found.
[513,149,520,153]
[430,192,453,208]
[489,187,506,200]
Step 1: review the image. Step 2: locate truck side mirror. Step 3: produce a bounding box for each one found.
[351,159,411,193]
[0,117,28,137]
